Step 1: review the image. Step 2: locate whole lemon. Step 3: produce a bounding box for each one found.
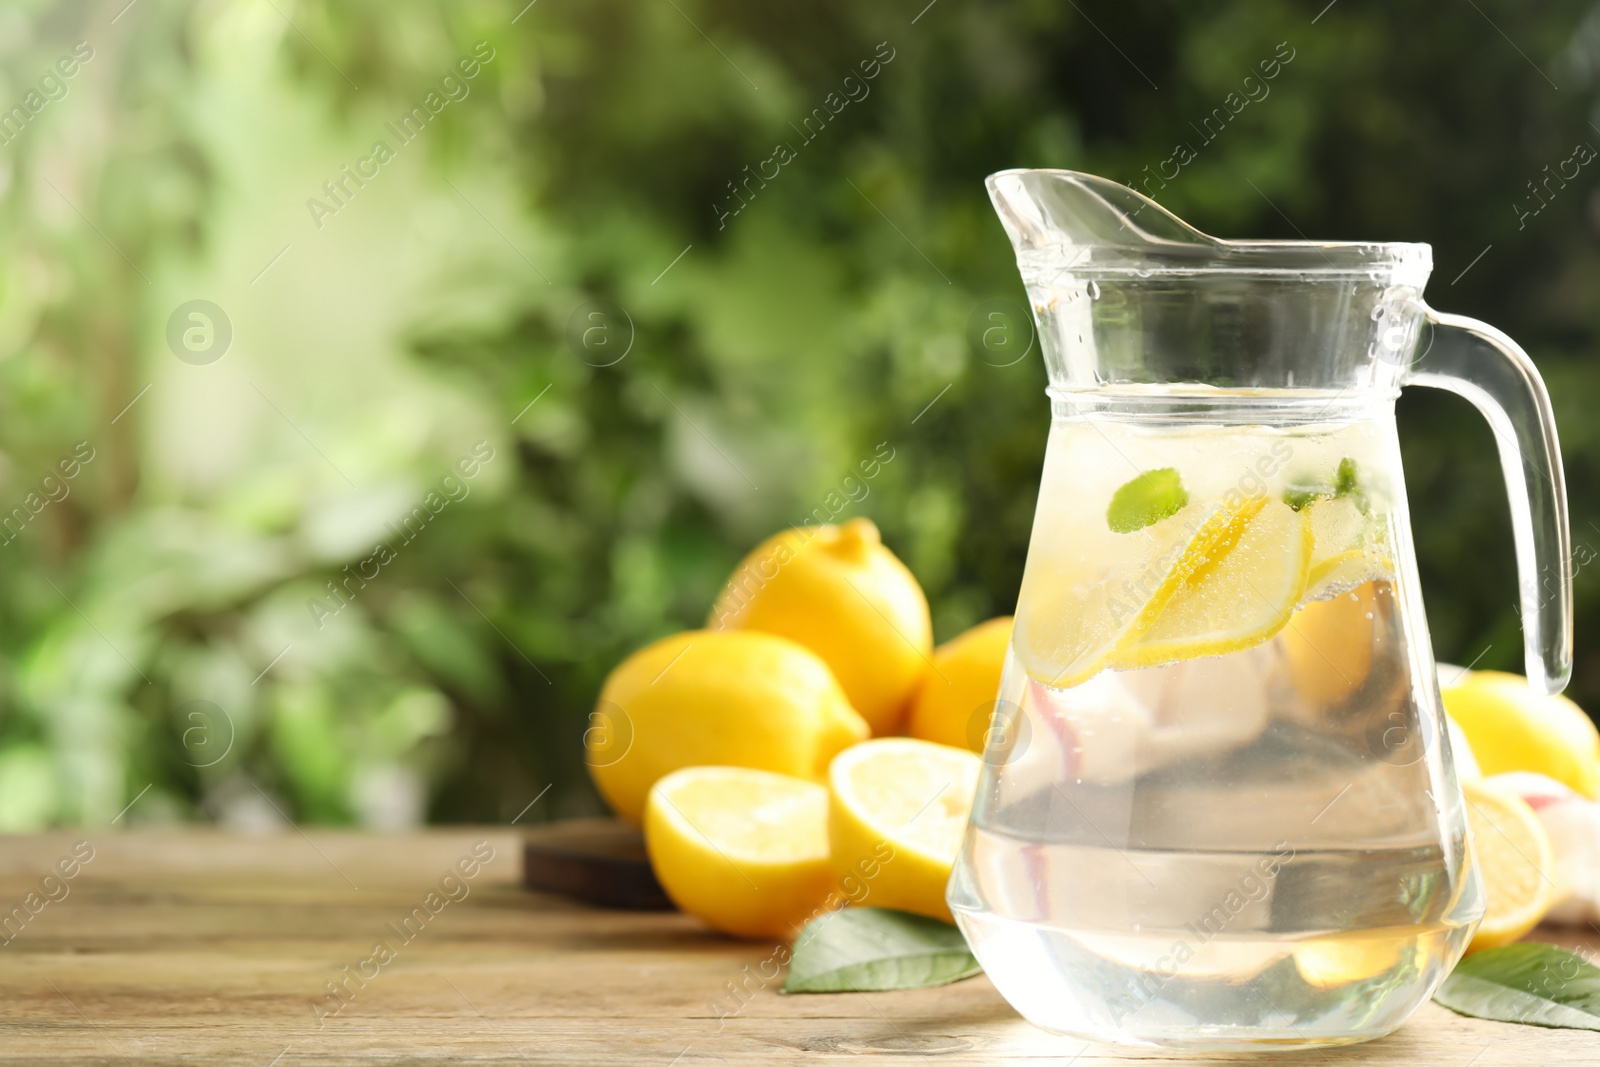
[587,630,870,823]
[1443,671,1600,800]
[1282,584,1377,712]
[905,617,1014,752]
[710,518,932,735]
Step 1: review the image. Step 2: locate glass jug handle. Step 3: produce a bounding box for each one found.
[1405,309,1573,694]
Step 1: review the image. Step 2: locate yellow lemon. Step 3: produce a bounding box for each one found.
[1282,582,1379,712]
[645,767,834,940]
[1461,777,1556,953]
[905,617,1014,753]
[1294,929,1410,988]
[587,630,869,824]
[1443,671,1600,800]
[710,518,932,735]
[827,738,981,921]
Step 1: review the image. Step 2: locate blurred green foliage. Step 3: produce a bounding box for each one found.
[0,0,1596,827]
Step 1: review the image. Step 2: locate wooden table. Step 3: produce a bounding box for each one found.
[0,829,1592,1065]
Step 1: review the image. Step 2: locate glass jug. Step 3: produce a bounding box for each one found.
[947,169,1573,1051]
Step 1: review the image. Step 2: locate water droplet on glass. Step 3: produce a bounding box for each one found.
[1087,280,1101,300]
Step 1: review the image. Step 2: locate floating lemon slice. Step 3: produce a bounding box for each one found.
[1109,497,1312,670]
[1014,495,1263,688]
[1304,547,1396,601]
[1461,777,1555,953]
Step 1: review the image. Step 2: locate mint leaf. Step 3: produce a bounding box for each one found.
[1107,468,1188,533]
[782,907,981,993]
[1334,456,1360,496]
[1282,485,1324,512]
[1434,943,1600,1031]
[1282,456,1367,513]
[1335,456,1370,514]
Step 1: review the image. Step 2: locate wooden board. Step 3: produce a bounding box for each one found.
[0,827,1592,1065]
[521,817,671,910]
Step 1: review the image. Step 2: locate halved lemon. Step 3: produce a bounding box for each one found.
[1110,497,1313,669]
[1461,777,1556,953]
[827,738,982,921]
[644,766,834,939]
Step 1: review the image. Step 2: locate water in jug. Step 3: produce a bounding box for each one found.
[948,169,1573,1050]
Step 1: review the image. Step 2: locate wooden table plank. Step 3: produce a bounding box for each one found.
[0,830,1592,1065]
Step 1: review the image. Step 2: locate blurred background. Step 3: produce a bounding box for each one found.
[0,0,1596,829]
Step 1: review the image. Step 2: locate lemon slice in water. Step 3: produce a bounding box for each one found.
[1110,497,1312,669]
[1015,494,1264,687]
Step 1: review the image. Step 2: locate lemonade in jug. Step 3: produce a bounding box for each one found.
[948,170,1573,1050]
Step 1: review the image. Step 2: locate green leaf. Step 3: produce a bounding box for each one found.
[782,907,982,993]
[1282,485,1324,512]
[1434,943,1600,1031]
[1282,456,1366,513]
[1334,456,1360,497]
[1106,468,1188,533]
[1335,456,1370,514]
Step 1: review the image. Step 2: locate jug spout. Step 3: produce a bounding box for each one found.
[984,169,1433,395]
[986,168,1432,280]
[986,169,1219,265]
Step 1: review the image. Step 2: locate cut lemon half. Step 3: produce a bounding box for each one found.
[1461,777,1556,953]
[827,738,982,921]
[644,766,834,940]
[1110,496,1313,670]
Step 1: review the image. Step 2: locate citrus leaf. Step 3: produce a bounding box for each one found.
[782,907,981,993]
[1106,468,1188,533]
[1434,943,1600,1031]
